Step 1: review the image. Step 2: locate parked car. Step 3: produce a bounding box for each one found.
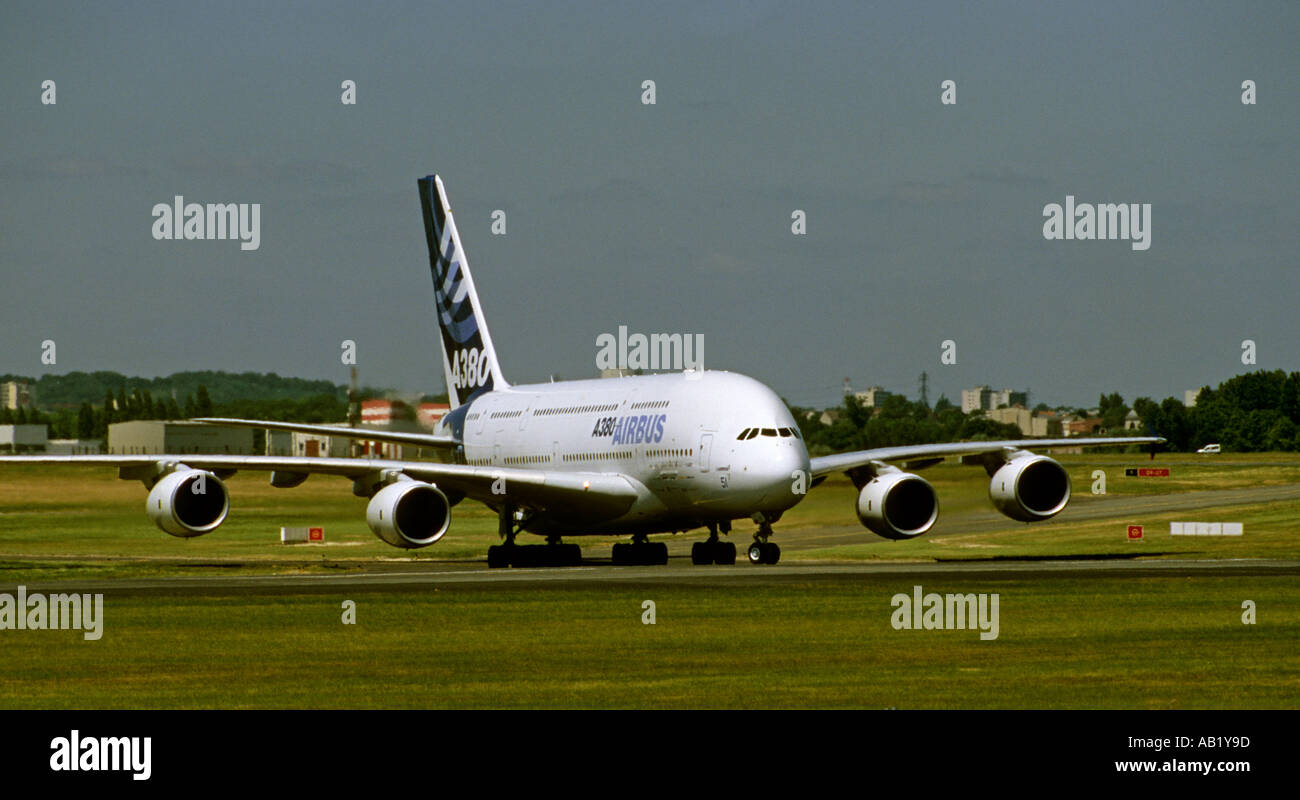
[1196,443,1221,454]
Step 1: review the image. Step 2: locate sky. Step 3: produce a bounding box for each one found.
[2,1,1297,409]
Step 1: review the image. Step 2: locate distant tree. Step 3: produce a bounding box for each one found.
[14,407,27,425]
[103,390,116,425]
[183,393,197,419]
[77,402,96,439]
[196,385,213,417]
[166,398,181,420]
[0,407,11,424]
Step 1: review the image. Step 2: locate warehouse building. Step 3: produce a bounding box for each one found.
[0,424,48,453]
[108,421,254,455]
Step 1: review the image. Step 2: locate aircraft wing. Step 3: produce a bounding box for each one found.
[809,436,1164,478]
[0,454,639,521]
[194,417,461,450]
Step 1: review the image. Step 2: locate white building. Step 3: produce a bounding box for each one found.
[962,386,992,414]
[852,386,893,407]
[2,382,36,410]
[0,424,48,452]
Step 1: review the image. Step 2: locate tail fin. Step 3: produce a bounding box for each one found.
[418,174,509,408]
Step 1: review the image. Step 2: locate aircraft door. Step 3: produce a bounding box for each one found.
[698,432,713,473]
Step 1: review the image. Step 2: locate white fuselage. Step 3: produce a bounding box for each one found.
[442,370,810,535]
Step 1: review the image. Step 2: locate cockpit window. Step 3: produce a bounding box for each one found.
[778,427,793,437]
[745,428,760,440]
[761,428,777,437]
[737,428,752,440]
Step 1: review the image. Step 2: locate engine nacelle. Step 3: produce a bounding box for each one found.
[146,469,230,537]
[989,454,1071,522]
[856,470,939,540]
[366,481,451,549]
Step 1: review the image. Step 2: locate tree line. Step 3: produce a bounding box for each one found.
[790,369,1300,455]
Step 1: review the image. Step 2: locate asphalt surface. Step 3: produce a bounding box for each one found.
[2,558,1296,596]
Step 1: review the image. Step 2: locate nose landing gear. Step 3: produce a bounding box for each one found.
[746,516,781,565]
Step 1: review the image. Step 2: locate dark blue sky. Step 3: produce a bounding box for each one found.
[3,1,1296,408]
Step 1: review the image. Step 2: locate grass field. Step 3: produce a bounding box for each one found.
[1,575,1294,709]
[0,453,1296,708]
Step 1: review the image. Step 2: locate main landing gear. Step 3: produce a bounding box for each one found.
[691,521,737,565]
[612,533,669,566]
[746,517,780,565]
[487,503,583,568]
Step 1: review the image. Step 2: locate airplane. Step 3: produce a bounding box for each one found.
[0,174,1163,567]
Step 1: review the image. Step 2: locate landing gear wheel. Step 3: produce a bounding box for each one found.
[648,542,669,565]
[487,545,510,569]
[715,541,736,565]
[763,542,780,565]
[612,542,631,565]
[691,542,711,565]
[747,542,779,565]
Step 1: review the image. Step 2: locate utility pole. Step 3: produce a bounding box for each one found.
[918,371,929,408]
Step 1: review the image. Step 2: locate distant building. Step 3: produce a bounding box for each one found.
[600,368,634,378]
[1065,417,1106,437]
[1124,409,1142,430]
[46,438,102,455]
[108,421,255,455]
[0,424,48,453]
[2,382,35,410]
[962,386,991,414]
[987,407,1062,437]
[852,386,893,407]
[418,402,450,430]
[963,386,1028,414]
[1184,389,1201,407]
[990,389,1028,409]
[361,399,415,425]
[264,429,349,458]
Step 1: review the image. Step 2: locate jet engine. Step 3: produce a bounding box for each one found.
[146,469,230,537]
[988,454,1071,522]
[366,480,451,548]
[856,469,939,540]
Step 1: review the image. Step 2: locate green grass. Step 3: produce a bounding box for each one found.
[1,576,1294,709]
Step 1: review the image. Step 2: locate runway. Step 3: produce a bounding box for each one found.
[3,557,1297,596]
[1,482,1294,595]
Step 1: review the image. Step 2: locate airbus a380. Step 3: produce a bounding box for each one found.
[0,174,1161,567]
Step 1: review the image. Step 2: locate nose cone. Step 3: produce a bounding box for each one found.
[758,438,812,509]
